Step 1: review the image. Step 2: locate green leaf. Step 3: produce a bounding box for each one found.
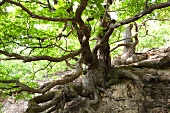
[54,0,66,9]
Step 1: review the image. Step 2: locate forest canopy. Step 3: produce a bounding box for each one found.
[0,0,170,112]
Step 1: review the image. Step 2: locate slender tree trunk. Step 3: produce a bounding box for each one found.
[121,24,135,60]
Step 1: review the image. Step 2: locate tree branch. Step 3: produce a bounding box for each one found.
[145,0,149,9]
[0,0,5,6]
[26,87,78,113]
[26,91,62,112]
[100,0,109,27]
[133,22,139,46]
[4,0,76,22]
[47,0,52,11]
[24,0,47,6]
[110,43,132,52]
[104,1,170,53]
[0,79,42,94]
[0,57,83,94]
[110,1,170,29]
[40,58,83,93]
[65,60,76,69]
[75,0,88,26]
[0,48,83,62]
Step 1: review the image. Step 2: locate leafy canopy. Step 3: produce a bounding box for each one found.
[0,0,170,98]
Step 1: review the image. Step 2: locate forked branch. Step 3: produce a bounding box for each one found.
[0,48,82,62]
[3,0,76,22]
[0,57,83,94]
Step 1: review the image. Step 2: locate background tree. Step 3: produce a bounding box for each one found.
[0,0,170,112]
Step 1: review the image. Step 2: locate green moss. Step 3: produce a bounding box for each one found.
[108,78,120,86]
[70,84,83,95]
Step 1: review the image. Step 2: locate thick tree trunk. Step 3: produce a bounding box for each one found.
[61,48,170,113]
[62,57,170,113]
[121,24,135,59]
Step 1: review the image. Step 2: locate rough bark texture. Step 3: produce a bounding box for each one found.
[1,69,170,113]
[98,68,170,113]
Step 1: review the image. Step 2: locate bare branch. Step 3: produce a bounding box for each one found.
[110,43,132,52]
[4,0,76,22]
[100,1,170,53]
[0,58,18,61]
[100,0,109,27]
[34,62,51,74]
[145,0,149,8]
[0,0,5,6]
[47,0,52,11]
[0,79,42,94]
[7,40,75,53]
[41,58,83,93]
[0,57,83,94]
[54,0,58,5]
[24,0,47,6]
[143,18,170,24]
[110,1,170,29]
[65,60,76,69]
[133,22,139,46]
[0,48,83,62]
[75,0,88,26]
[110,23,138,52]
